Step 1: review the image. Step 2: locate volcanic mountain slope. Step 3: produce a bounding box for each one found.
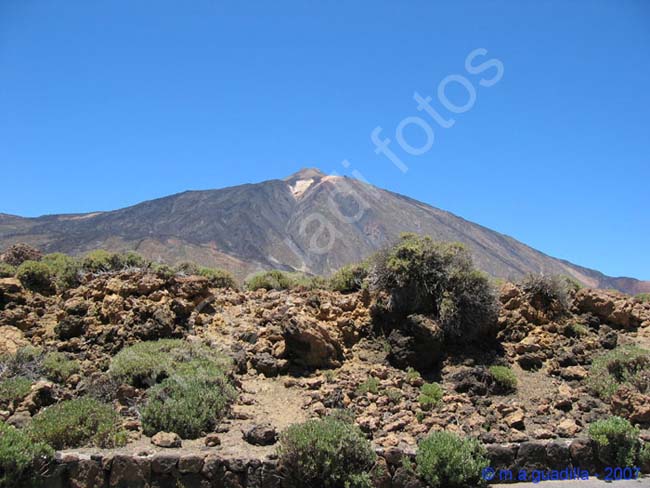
[0,168,647,294]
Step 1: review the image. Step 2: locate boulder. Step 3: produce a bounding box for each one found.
[387,314,444,370]
[151,432,182,448]
[611,385,650,423]
[282,317,343,368]
[0,325,29,355]
[243,424,278,446]
[574,288,650,330]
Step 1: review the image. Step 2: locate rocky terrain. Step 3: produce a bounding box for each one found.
[1,169,648,294]
[1,274,649,441]
[2,238,650,487]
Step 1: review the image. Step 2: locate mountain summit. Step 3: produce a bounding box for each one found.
[0,170,647,294]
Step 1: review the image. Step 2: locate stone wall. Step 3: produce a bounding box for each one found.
[36,438,608,488]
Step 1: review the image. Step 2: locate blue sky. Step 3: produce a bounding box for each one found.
[1,1,648,279]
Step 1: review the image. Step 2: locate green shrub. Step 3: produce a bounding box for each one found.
[289,273,327,290]
[246,270,295,291]
[588,346,650,400]
[0,421,53,488]
[109,339,231,387]
[564,322,589,338]
[370,234,498,341]
[173,261,201,276]
[329,263,368,293]
[150,262,174,279]
[118,251,147,268]
[0,377,32,405]
[489,365,517,392]
[41,253,81,290]
[29,398,127,449]
[0,263,15,278]
[639,443,650,470]
[199,267,237,289]
[81,250,115,273]
[356,377,380,395]
[406,367,422,384]
[416,431,488,488]
[42,352,80,383]
[588,416,640,467]
[110,340,235,438]
[16,261,55,294]
[418,382,443,410]
[277,417,376,488]
[385,387,402,403]
[141,373,235,438]
[520,274,570,316]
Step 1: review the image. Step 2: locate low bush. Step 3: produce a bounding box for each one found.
[16,260,55,294]
[639,443,650,470]
[109,339,231,388]
[588,346,650,400]
[329,263,368,293]
[637,293,650,304]
[588,416,640,467]
[370,234,498,341]
[0,346,44,381]
[489,365,517,392]
[81,250,115,273]
[0,263,15,278]
[29,398,127,449]
[246,270,295,291]
[173,261,201,276]
[0,377,32,405]
[150,262,175,279]
[42,352,80,383]
[41,253,81,291]
[277,416,376,488]
[199,267,238,289]
[416,431,488,488]
[418,382,443,410]
[141,373,235,438]
[564,321,589,338]
[0,421,53,488]
[356,377,380,395]
[520,274,570,316]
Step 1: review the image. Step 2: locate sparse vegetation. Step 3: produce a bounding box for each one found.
[329,263,368,293]
[141,373,235,438]
[81,250,115,273]
[16,260,55,294]
[173,261,201,276]
[488,365,517,392]
[277,416,376,488]
[29,398,127,449]
[41,253,82,290]
[370,234,498,341]
[198,267,237,288]
[418,382,443,410]
[0,421,53,488]
[416,431,488,488]
[0,263,15,278]
[356,377,380,395]
[406,367,422,384]
[0,377,32,405]
[564,321,589,338]
[588,416,640,467]
[246,270,295,291]
[42,352,80,383]
[0,346,44,381]
[109,339,231,388]
[520,274,570,316]
[110,340,235,438]
[588,346,650,400]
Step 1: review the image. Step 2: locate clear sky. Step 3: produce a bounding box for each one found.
[1,1,648,279]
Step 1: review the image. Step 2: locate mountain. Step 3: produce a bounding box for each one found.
[1,169,648,294]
